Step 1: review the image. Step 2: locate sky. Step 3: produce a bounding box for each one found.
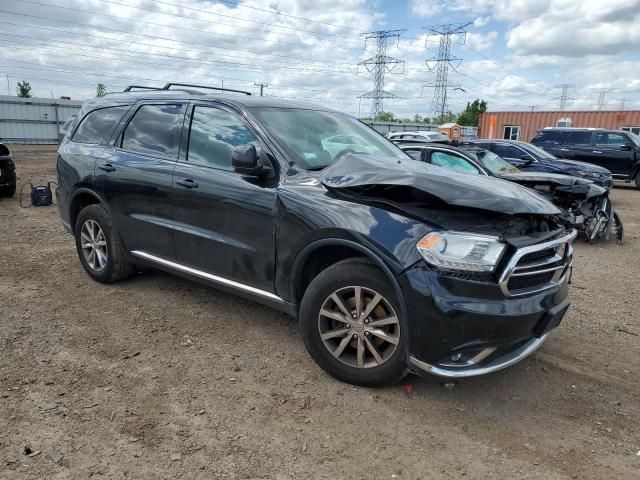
[0,0,639,118]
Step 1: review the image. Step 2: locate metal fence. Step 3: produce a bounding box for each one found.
[364,121,478,141]
[0,95,83,144]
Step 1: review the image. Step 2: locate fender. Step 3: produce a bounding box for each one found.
[289,238,409,327]
[69,187,114,229]
[630,157,640,179]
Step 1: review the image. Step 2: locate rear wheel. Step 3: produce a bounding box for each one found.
[74,204,135,283]
[299,258,407,387]
[635,172,640,190]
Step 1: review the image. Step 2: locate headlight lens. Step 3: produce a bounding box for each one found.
[417,232,506,272]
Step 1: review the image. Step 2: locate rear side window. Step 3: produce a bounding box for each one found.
[532,131,566,143]
[595,132,626,146]
[187,106,258,170]
[72,106,128,144]
[431,151,480,174]
[565,131,593,145]
[493,144,522,158]
[121,104,185,159]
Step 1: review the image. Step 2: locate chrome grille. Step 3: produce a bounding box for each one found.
[499,230,576,297]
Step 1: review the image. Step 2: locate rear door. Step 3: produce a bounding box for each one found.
[96,102,186,259]
[592,131,634,175]
[169,102,278,292]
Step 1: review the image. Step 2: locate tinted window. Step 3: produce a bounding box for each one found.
[431,151,479,174]
[493,144,522,158]
[121,104,185,158]
[595,132,626,146]
[187,107,258,170]
[566,131,593,145]
[72,106,128,144]
[532,131,566,143]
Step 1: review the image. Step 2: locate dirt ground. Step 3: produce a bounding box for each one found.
[1,144,639,480]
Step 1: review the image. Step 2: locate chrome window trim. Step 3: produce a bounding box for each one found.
[130,250,284,303]
[498,229,577,297]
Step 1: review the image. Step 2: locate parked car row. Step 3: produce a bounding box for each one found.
[55,84,628,387]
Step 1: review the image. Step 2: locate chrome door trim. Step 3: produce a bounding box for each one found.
[130,250,284,303]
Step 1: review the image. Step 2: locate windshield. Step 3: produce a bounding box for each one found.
[627,132,640,147]
[250,108,407,169]
[473,150,520,175]
[522,142,555,159]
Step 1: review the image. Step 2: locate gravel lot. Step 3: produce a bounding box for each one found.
[1,145,639,479]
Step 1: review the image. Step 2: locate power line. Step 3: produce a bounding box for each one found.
[554,84,576,111]
[0,9,356,68]
[357,30,406,117]
[423,22,471,119]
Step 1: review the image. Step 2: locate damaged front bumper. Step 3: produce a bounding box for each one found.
[400,230,575,378]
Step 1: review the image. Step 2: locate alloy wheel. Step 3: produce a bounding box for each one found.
[318,286,400,369]
[80,219,108,271]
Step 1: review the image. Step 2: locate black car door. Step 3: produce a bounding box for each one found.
[560,131,596,165]
[169,102,278,293]
[96,102,186,259]
[592,132,634,175]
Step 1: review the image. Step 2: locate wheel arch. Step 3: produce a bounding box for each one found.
[69,188,111,231]
[290,238,408,322]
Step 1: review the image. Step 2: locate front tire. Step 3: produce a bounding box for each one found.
[0,182,16,197]
[635,172,640,190]
[299,258,408,387]
[74,204,135,283]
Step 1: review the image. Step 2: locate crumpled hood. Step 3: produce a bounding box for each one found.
[500,172,594,186]
[320,154,561,216]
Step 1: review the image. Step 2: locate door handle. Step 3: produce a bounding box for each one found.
[176,178,199,189]
[98,163,116,172]
[560,148,570,152]
[592,150,603,154]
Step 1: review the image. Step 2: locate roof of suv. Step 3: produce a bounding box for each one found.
[540,127,616,132]
[83,89,336,113]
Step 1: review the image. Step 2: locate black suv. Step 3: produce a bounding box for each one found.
[531,128,640,188]
[0,143,16,197]
[57,84,576,386]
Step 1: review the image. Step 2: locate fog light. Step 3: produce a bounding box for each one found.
[451,353,462,362]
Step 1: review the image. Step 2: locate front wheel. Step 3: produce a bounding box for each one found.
[635,172,640,190]
[299,258,408,387]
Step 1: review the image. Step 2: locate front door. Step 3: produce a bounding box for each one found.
[170,103,278,293]
[96,102,186,259]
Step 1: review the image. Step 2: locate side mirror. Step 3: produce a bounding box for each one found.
[231,144,271,177]
[621,143,632,151]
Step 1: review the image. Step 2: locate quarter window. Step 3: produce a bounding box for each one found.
[72,106,128,145]
[121,104,185,159]
[187,107,258,170]
[503,125,520,141]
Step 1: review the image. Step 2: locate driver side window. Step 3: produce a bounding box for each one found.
[187,106,258,170]
[431,151,480,174]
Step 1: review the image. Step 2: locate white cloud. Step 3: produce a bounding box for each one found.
[466,31,498,50]
[473,16,491,27]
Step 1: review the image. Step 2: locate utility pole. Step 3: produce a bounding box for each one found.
[617,98,628,110]
[357,29,406,118]
[554,84,576,111]
[529,105,537,112]
[593,88,614,110]
[254,81,268,96]
[6,74,9,96]
[422,22,471,122]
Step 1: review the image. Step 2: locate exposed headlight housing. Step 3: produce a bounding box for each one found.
[417,232,506,272]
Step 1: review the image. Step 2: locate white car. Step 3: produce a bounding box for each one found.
[386,131,450,143]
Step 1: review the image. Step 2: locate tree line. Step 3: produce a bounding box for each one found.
[363,99,488,127]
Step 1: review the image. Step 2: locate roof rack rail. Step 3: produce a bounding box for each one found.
[163,83,252,96]
[123,85,163,92]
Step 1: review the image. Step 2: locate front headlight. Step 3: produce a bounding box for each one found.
[417,232,506,272]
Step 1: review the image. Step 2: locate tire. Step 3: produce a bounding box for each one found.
[74,204,135,283]
[299,258,408,387]
[0,182,16,197]
[635,172,640,190]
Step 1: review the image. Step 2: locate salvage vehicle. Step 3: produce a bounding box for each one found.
[401,143,623,244]
[470,139,613,189]
[531,127,640,188]
[57,83,576,386]
[0,143,16,197]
